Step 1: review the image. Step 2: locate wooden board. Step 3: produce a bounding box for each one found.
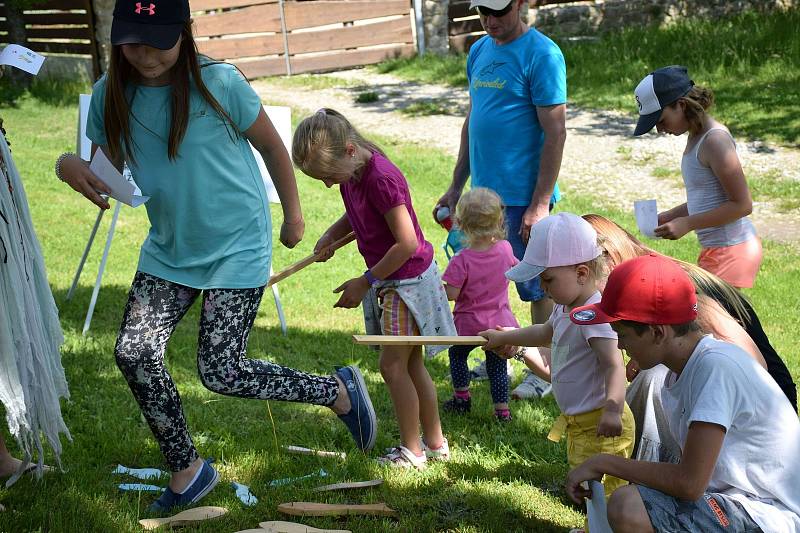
[353,335,487,346]
[259,521,351,533]
[198,33,285,61]
[288,17,411,55]
[314,479,383,492]
[268,232,355,287]
[290,44,414,76]
[139,506,228,530]
[284,1,409,31]
[283,445,346,460]
[234,57,288,79]
[193,4,282,37]
[277,502,397,518]
[191,0,277,12]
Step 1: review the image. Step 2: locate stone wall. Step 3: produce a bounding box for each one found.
[92,0,114,73]
[530,0,798,36]
[423,0,450,55]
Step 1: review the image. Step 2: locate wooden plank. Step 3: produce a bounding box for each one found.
[283,445,346,460]
[352,335,487,346]
[313,479,383,492]
[234,56,287,78]
[23,13,88,25]
[26,27,92,40]
[290,44,414,75]
[449,17,482,36]
[267,232,355,287]
[193,4,281,37]
[288,16,411,55]
[449,33,483,53]
[190,0,276,12]
[197,33,283,59]
[277,502,398,518]
[24,40,93,54]
[22,0,90,10]
[284,0,409,31]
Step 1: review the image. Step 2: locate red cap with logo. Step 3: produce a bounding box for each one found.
[570,253,697,326]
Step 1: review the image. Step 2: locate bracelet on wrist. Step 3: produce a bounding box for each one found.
[55,152,76,182]
[363,269,380,286]
[512,347,527,362]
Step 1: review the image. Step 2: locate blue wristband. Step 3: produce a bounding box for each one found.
[364,269,379,286]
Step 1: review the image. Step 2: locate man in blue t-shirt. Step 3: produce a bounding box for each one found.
[435,0,567,399]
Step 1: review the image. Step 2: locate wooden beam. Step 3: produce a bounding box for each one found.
[193,4,282,37]
[284,0,409,31]
[352,335,487,346]
[190,0,277,12]
[290,44,413,75]
[288,16,411,55]
[197,33,284,60]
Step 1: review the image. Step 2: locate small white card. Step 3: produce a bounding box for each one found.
[634,199,659,238]
[0,45,45,75]
[586,481,613,533]
[89,149,149,207]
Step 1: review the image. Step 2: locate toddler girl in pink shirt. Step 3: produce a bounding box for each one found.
[442,188,519,421]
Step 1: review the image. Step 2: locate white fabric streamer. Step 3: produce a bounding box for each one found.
[0,131,70,486]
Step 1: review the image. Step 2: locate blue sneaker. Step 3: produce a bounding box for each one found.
[335,365,377,451]
[146,459,219,514]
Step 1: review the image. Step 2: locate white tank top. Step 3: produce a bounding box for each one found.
[680,128,756,248]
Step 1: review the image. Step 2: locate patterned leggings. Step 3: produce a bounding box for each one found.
[448,345,509,404]
[114,272,340,471]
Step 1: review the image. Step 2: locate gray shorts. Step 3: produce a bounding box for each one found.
[637,485,763,532]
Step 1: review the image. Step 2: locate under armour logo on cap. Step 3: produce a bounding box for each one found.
[134,2,155,15]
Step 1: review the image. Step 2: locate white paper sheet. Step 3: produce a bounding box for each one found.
[89,149,149,207]
[634,199,659,238]
[77,94,92,161]
[0,45,45,75]
[586,481,613,533]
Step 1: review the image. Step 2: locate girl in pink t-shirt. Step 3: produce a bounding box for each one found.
[442,188,519,421]
[292,109,457,469]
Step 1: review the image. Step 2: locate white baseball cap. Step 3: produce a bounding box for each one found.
[505,212,602,282]
[469,0,513,10]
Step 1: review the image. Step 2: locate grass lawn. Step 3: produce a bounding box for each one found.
[375,7,800,146]
[0,85,798,531]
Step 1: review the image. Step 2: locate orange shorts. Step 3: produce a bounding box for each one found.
[698,237,762,288]
[380,290,420,336]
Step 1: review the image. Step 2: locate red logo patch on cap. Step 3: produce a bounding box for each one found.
[135,2,156,15]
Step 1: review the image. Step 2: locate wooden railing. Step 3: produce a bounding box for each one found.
[192,0,415,78]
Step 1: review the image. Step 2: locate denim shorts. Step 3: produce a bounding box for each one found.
[504,205,548,302]
[637,485,762,532]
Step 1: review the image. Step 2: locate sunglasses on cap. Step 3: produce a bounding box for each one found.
[476,1,514,17]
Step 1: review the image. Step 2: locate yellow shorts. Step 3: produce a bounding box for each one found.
[548,403,636,497]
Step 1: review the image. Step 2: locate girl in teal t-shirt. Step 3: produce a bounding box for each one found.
[56,0,376,512]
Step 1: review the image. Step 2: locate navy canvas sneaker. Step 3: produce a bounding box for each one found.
[335,365,377,451]
[146,459,219,514]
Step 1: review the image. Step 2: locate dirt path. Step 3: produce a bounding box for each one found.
[252,69,800,247]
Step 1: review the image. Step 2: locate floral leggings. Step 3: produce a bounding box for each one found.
[114,272,340,471]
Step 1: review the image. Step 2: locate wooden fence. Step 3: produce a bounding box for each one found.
[0,0,99,77]
[448,0,576,53]
[192,0,415,78]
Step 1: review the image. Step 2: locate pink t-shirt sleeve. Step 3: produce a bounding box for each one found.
[442,253,467,288]
[501,240,519,267]
[366,170,407,215]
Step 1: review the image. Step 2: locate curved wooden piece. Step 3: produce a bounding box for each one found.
[138,506,228,530]
[277,502,397,517]
[313,479,383,492]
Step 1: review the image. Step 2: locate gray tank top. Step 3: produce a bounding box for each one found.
[681,128,756,248]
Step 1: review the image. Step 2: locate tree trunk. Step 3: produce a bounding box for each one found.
[5,2,31,88]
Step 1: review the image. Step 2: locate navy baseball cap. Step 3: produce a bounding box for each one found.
[111,0,190,50]
[633,65,694,136]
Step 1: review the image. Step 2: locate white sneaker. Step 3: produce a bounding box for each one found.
[469,358,515,382]
[376,445,427,469]
[511,370,552,400]
[422,437,450,461]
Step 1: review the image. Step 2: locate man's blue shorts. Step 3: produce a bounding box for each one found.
[504,205,549,302]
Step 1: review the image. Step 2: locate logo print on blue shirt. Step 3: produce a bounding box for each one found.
[479,61,507,76]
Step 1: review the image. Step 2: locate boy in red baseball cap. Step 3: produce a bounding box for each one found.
[566,253,800,533]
